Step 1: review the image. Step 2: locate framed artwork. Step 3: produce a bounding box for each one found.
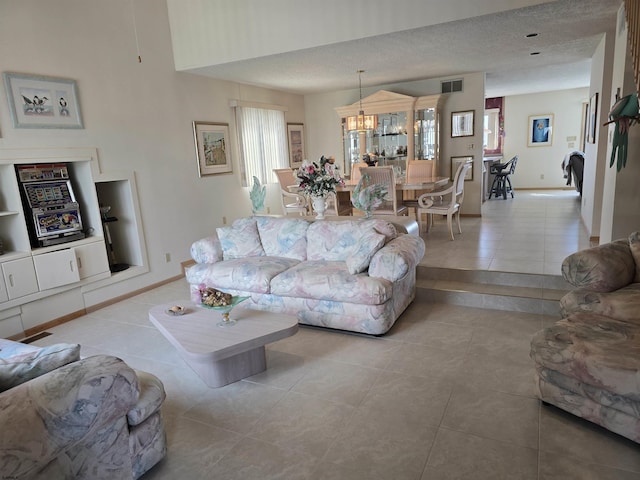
[451,110,474,137]
[193,121,232,177]
[588,93,598,144]
[3,72,83,128]
[451,156,473,181]
[528,114,554,146]
[287,123,305,168]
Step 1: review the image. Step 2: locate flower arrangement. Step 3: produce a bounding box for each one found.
[296,155,345,198]
[351,173,388,218]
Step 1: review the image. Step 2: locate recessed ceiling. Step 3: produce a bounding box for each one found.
[181,0,621,97]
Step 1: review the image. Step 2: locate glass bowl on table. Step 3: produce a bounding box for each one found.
[199,295,249,327]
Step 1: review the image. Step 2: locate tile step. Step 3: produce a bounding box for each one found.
[415,266,569,316]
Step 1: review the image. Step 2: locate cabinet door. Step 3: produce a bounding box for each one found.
[74,241,110,279]
[2,257,39,299]
[0,270,8,303]
[33,249,80,291]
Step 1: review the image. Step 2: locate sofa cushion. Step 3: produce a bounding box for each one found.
[217,217,265,260]
[190,235,223,264]
[559,283,640,323]
[0,342,80,392]
[629,232,640,282]
[306,219,396,261]
[531,312,640,401]
[561,239,635,292]
[270,260,392,305]
[256,216,309,260]
[346,230,386,274]
[196,256,300,294]
[369,234,426,282]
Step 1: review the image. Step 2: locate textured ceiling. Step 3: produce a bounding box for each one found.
[183,0,621,97]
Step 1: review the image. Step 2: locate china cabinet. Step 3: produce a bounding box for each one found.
[335,91,444,178]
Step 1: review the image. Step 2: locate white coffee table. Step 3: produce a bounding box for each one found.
[149,303,298,388]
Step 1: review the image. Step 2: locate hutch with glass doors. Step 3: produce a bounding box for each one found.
[335,90,444,179]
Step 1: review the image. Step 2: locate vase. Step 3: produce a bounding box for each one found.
[311,195,327,219]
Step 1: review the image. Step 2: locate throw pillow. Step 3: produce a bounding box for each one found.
[0,342,81,392]
[346,230,386,274]
[216,217,265,260]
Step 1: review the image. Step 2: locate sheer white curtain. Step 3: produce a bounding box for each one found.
[235,106,289,187]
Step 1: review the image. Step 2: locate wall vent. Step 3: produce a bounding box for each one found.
[441,79,463,93]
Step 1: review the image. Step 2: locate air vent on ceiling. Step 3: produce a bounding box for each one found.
[441,79,463,93]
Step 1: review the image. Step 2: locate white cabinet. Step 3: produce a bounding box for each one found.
[0,270,8,303]
[2,257,38,300]
[33,249,80,291]
[75,241,110,280]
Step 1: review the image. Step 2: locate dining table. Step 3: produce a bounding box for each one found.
[336,176,450,192]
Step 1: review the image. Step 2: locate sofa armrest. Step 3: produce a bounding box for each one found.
[190,234,223,264]
[369,234,425,282]
[0,355,139,478]
[561,239,635,292]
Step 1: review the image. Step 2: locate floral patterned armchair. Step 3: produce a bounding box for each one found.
[530,232,640,442]
[0,339,166,479]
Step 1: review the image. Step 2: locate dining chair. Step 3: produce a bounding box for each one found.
[324,192,352,216]
[273,168,309,216]
[403,160,436,216]
[416,160,472,240]
[405,159,436,182]
[358,166,408,216]
[349,162,369,184]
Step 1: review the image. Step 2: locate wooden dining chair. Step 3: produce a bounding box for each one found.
[416,160,472,240]
[403,160,436,216]
[358,166,408,216]
[349,162,369,184]
[273,168,309,216]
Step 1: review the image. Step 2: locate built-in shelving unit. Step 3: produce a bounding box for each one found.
[0,147,148,338]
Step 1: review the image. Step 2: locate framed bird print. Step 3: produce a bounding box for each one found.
[3,72,83,128]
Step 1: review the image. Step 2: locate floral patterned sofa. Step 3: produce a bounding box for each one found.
[0,338,167,479]
[186,216,425,335]
[530,232,640,442]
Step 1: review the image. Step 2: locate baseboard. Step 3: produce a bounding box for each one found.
[22,274,186,339]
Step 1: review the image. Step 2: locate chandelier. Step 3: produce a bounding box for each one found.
[347,69,376,132]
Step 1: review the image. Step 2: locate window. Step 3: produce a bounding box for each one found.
[235,106,289,187]
[484,97,504,155]
[484,108,500,151]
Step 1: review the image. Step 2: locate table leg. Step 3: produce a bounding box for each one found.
[182,346,267,388]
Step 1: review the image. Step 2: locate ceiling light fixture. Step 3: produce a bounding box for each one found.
[347,69,376,132]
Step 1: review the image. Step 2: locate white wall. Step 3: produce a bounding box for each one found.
[601,3,640,243]
[502,88,589,189]
[581,32,614,239]
[0,0,304,308]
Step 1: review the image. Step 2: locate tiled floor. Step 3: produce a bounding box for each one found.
[29,190,640,479]
[419,189,592,275]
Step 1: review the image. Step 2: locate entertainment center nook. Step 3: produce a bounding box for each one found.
[0,147,148,339]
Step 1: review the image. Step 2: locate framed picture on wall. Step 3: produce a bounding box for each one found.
[193,121,233,177]
[451,156,473,181]
[3,72,83,128]
[527,114,554,147]
[588,93,598,143]
[451,110,474,137]
[287,123,305,168]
